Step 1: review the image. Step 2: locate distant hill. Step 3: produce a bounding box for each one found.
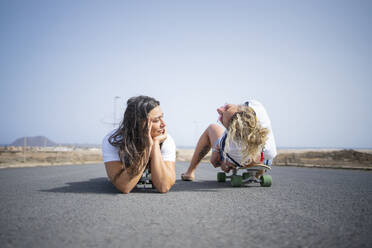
[10,136,57,147]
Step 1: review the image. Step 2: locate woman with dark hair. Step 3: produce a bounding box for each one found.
[102,96,176,194]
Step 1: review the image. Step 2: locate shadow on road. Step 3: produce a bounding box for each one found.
[170,179,241,192]
[127,180,233,194]
[40,178,256,195]
[41,177,119,194]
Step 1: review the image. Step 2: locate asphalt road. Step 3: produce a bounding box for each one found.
[0,162,371,248]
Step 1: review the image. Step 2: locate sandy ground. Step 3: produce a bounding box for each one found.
[1,147,372,170]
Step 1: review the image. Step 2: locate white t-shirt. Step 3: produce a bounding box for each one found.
[101,130,176,163]
[224,99,277,163]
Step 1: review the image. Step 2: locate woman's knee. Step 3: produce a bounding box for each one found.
[207,124,224,140]
[207,123,219,130]
[207,123,223,133]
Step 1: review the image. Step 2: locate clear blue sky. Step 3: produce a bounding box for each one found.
[1,0,371,148]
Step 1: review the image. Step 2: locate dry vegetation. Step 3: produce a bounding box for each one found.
[274,149,372,170]
[0,146,102,168]
[177,148,372,170]
[1,146,372,170]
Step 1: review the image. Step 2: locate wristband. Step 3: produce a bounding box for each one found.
[212,147,220,152]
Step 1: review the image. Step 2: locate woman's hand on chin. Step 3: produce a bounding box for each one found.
[153,129,167,145]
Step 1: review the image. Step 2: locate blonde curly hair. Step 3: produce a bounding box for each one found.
[223,105,269,166]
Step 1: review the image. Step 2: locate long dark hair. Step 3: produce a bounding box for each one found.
[109,96,160,176]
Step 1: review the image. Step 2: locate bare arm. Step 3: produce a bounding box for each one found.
[210,144,222,168]
[211,145,235,173]
[210,152,222,168]
[149,140,176,193]
[104,160,148,194]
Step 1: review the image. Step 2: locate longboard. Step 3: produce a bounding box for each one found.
[136,168,153,189]
[217,164,272,187]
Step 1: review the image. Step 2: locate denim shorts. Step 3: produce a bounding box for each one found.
[213,133,226,161]
[264,159,273,166]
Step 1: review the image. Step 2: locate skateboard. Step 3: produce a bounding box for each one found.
[136,168,153,189]
[217,164,272,187]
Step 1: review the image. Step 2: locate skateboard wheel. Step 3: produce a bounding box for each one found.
[231,175,243,187]
[260,175,272,187]
[217,172,226,182]
[242,172,250,179]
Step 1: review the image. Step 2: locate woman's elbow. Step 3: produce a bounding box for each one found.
[158,186,170,194]
[121,189,131,194]
[116,184,133,194]
[157,180,175,193]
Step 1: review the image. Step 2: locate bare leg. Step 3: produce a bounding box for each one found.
[182,124,224,180]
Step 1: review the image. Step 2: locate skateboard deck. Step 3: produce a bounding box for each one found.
[241,164,271,171]
[217,164,272,187]
[136,168,153,189]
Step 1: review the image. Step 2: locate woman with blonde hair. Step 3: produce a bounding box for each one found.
[181,100,277,181]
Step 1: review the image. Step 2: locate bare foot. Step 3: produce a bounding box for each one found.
[181,172,195,181]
